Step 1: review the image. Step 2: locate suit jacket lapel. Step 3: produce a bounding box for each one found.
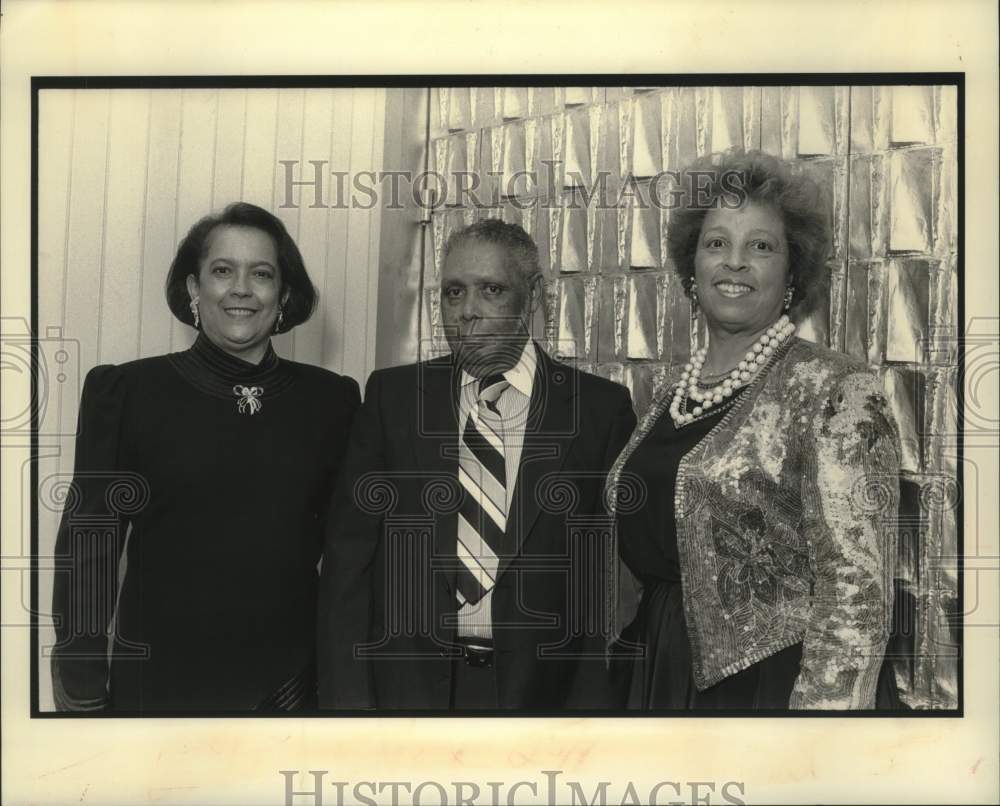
[413,354,461,595]
[499,347,576,577]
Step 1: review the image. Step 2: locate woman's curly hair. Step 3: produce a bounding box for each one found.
[666,149,831,321]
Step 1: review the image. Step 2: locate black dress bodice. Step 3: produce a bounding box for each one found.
[52,335,360,712]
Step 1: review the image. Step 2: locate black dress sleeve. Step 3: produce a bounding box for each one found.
[324,375,362,502]
[51,364,134,711]
[316,369,386,709]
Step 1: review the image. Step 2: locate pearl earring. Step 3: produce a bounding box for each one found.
[189,297,200,329]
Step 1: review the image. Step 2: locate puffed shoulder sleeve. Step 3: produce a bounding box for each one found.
[315,374,362,514]
[791,368,900,709]
[51,364,138,712]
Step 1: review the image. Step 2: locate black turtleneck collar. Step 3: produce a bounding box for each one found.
[167,332,295,404]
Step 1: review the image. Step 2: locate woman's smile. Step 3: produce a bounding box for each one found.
[713,279,755,298]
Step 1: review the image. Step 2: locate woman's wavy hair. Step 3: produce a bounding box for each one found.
[666,149,831,321]
[165,202,317,333]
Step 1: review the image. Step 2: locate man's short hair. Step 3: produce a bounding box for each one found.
[441,218,541,286]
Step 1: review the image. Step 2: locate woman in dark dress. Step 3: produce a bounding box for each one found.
[607,150,901,710]
[51,202,360,712]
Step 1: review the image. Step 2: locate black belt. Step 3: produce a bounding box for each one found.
[455,638,494,668]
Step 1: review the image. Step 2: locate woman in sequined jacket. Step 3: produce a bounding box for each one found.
[607,150,901,710]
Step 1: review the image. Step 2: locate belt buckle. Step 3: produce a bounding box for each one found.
[461,642,494,669]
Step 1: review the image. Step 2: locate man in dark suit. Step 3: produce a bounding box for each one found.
[317,219,636,710]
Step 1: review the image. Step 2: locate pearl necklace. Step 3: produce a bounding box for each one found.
[669,315,796,428]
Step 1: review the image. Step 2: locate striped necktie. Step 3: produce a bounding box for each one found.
[455,374,510,607]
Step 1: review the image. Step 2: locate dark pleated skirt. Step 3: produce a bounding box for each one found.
[627,581,900,710]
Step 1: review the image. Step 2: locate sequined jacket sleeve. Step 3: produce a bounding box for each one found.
[789,369,900,709]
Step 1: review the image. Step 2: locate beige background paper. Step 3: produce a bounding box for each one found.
[2,1,997,804]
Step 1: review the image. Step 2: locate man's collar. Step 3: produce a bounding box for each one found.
[460,338,537,397]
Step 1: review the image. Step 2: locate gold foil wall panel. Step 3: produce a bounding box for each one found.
[664,87,700,170]
[800,157,849,260]
[849,155,874,258]
[797,86,836,157]
[625,363,659,419]
[708,86,745,154]
[933,86,958,142]
[558,192,588,273]
[626,274,658,360]
[778,86,799,160]
[447,87,471,132]
[889,148,936,254]
[565,87,597,107]
[430,207,472,280]
[628,184,660,269]
[929,260,959,364]
[866,260,889,364]
[563,109,591,187]
[500,122,528,199]
[760,86,783,156]
[869,152,891,257]
[528,87,558,118]
[422,286,449,358]
[556,276,588,360]
[419,84,960,708]
[885,259,932,364]
[827,262,849,353]
[500,198,532,233]
[741,87,763,152]
[884,366,926,474]
[658,271,692,364]
[850,86,876,154]
[844,260,870,361]
[795,270,832,347]
[500,87,528,121]
[631,92,662,178]
[596,275,626,362]
[890,85,934,146]
[470,87,495,129]
[557,276,597,362]
[925,366,959,478]
[593,205,619,272]
[934,144,958,257]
